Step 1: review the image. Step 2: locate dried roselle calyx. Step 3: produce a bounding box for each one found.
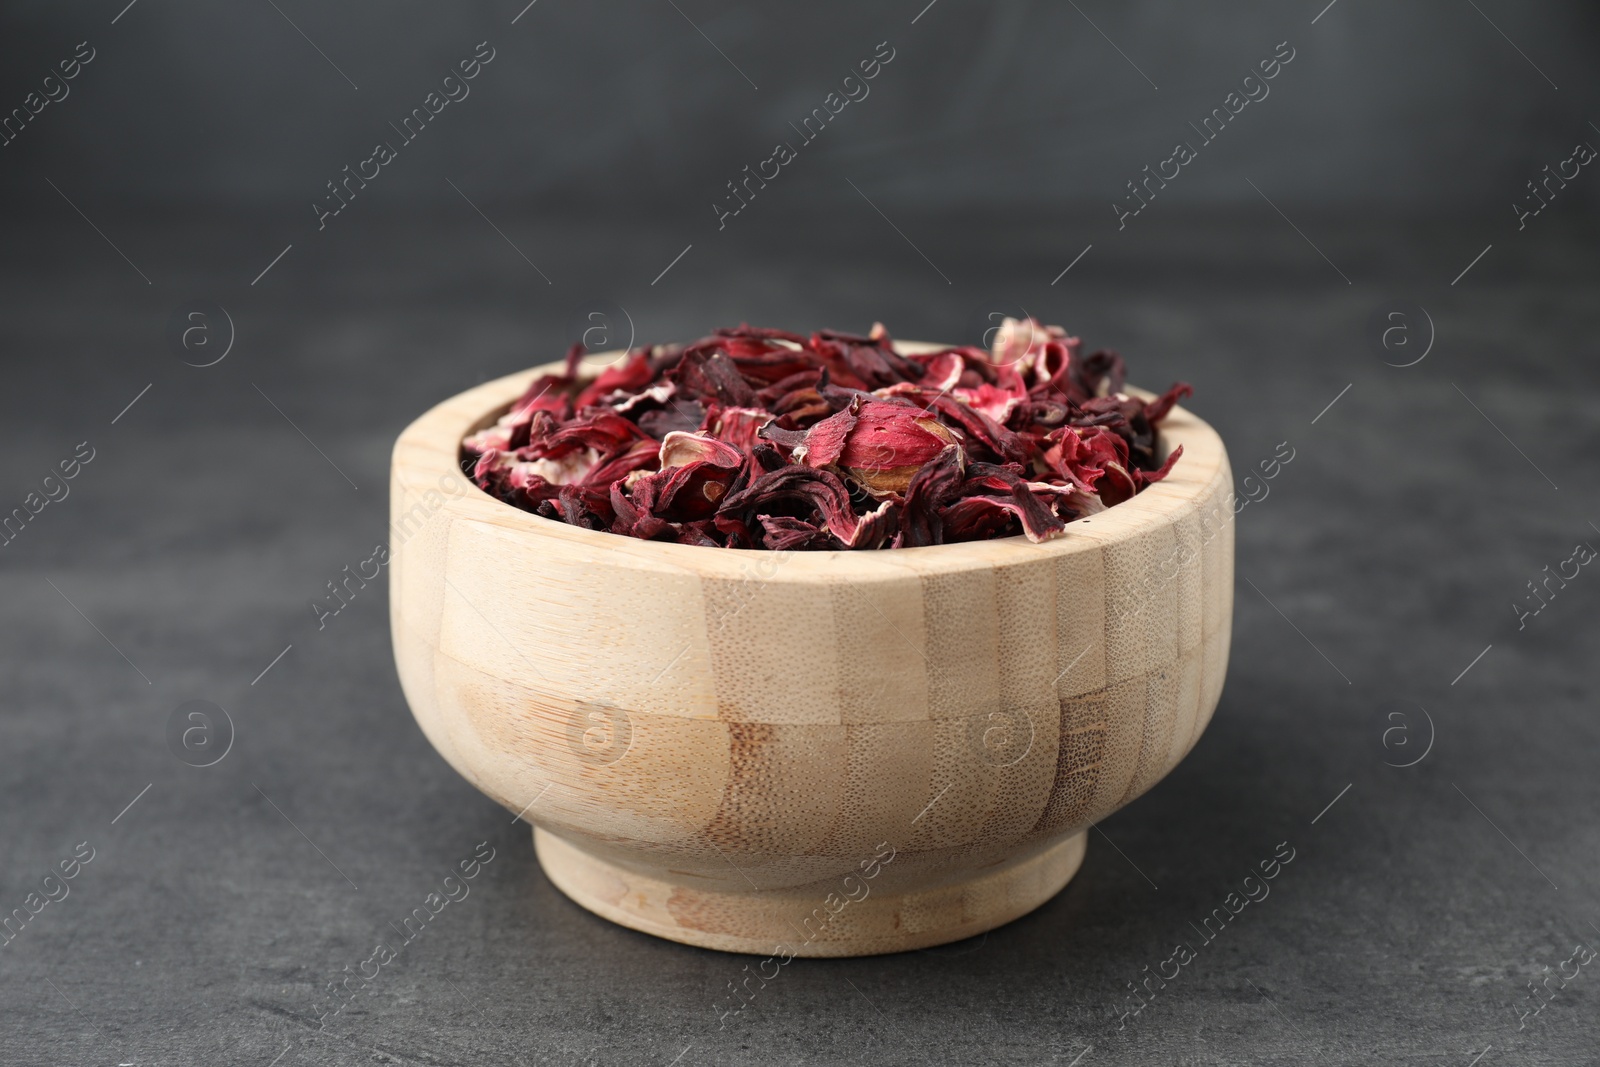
[701,406,774,451]
[621,433,744,523]
[898,446,966,547]
[790,397,957,496]
[1069,347,1126,399]
[461,319,1193,550]
[1020,399,1071,427]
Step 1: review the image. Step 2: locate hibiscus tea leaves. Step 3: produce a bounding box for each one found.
[461,319,1192,550]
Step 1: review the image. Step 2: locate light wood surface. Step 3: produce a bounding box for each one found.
[389,345,1235,956]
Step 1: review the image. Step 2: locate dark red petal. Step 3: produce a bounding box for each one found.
[704,407,775,451]
[941,496,1028,542]
[717,465,859,543]
[1096,461,1139,507]
[581,440,660,487]
[842,500,901,549]
[793,404,858,468]
[637,399,704,439]
[898,446,966,547]
[957,463,1067,543]
[672,349,760,408]
[1136,443,1184,489]
[1143,382,1194,425]
[575,349,655,409]
[756,420,810,453]
[924,393,1031,465]
[1070,348,1126,399]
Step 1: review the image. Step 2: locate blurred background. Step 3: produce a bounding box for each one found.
[2,2,1598,1065]
[4,0,1599,210]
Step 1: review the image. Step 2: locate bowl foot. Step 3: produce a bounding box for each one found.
[533,828,1087,957]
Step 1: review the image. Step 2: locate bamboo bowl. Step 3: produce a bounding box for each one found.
[390,347,1234,957]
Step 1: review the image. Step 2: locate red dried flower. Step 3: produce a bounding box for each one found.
[786,397,957,495]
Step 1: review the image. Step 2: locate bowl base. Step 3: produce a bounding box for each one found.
[533,828,1087,958]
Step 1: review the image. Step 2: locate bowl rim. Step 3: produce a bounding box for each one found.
[391,343,1231,582]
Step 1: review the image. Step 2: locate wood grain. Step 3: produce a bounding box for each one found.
[389,345,1235,956]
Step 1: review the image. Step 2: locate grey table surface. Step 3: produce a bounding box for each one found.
[2,205,1597,1067]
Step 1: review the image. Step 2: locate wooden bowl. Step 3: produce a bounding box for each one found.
[389,347,1234,957]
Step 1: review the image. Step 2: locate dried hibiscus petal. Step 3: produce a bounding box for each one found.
[898,445,966,547]
[702,406,774,451]
[622,432,745,522]
[787,397,957,496]
[1144,382,1195,426]
[954,463,1068,544]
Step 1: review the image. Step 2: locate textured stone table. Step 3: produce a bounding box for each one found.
[1,207,1596,1066]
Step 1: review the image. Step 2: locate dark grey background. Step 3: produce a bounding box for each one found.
[2,1,1598,1065]
[5,0,1600,213]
